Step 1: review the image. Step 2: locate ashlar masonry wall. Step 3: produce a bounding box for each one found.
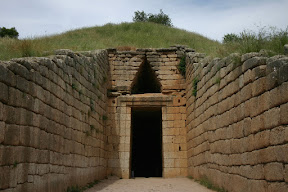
[186,52,288,192]
[0,49,109,192]
[106,46,193,178]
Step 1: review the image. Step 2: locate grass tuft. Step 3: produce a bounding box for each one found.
[188,175,227,192]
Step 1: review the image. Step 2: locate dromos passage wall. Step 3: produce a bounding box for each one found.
[186,52,288,192]
[0,49,109,191]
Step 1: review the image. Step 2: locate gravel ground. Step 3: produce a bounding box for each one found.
[84,177,214,192]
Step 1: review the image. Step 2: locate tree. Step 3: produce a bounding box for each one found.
[133,9,173,27]
[0,27,19,38]
[223,33,241,43]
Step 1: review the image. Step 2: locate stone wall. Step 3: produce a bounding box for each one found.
[0,50,109,192]
[106,46,192,178]
[186,52,288,191]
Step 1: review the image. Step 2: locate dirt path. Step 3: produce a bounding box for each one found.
[85,177,214,192]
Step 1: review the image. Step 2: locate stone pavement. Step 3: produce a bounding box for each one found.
[84,177,214,192]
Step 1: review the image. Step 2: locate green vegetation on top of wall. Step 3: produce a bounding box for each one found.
[220,26,288,56]
[0,22,220,61]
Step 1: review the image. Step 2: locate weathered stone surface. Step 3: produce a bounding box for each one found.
[284,44,288,55]
[1,47,288,192]
[264,162,284,181]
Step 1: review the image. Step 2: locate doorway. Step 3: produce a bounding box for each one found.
[131,107,163,177]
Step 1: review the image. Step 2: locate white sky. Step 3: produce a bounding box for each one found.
[0,0,287,41]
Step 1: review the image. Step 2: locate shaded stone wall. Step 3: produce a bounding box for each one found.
[186,52,288,192]
[106,46,193,178]
[0,50,109,192]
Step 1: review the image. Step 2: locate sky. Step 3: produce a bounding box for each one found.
[0,0,287,41]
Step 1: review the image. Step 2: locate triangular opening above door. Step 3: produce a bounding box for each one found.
[131,59,161,94]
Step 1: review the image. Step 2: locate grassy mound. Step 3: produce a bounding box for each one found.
[1,23,287,61]
[0,22,220,61]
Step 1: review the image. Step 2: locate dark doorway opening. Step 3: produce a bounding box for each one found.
[131,107,162,177]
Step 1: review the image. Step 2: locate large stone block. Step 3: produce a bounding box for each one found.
[263,107,280,130]
[278,62,288,84]
[0,65,16,87]
[0,121,4,144]
[270,126,286,145]
[4,124,20,146]
[242,57,266,72]
[0,82,8,104]
[264,162,284,181]
[267,182,288,192]
[251,77,266,97]
[247,180,268,192]
[280,102,288,125]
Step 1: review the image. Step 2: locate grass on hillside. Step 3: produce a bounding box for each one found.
[0,22,287,61]
[0,22,220,61]
[219,26,288,57]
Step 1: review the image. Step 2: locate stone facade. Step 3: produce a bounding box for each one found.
[186,52,288,192]
[0,45,287,192]
[106,46,191,178]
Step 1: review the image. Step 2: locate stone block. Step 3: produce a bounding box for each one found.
[4,124,20,145]
[263,107,280,130]
[173,96,186,106]
[243,57,266,72]
[16,75,30,93]
[264,162,284,181]
[267,182,288,192]
[175,159,187,168]
[266,71,278,90]
[247,180,268,192]
[164,159,174,168]
[0,82,8,104]
[252,65,266,80]
[0,121,4,144]
[0,65,16,87]
[280,82,288,104]
[243,69,252,85]
[254,130,270,149]
[278,63,288,84]
[285,164,288,182]
[251,77,266,97]
[269,87,282,108]
[164,168,181,177]
[280,103,288,125]
[241,52,261,63]
[270,126,286,145]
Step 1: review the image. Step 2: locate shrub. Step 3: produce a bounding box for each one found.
[133,9,172,27]
[178,56,186,77]
[221,26,288,56]
[0,27,19,38]
[223,33,241,43]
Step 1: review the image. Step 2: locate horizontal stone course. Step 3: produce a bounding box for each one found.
[0,50,108,191]
[186,51,288,192]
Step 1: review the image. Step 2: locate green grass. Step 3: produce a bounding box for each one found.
[188,175,227,192]
[0,23,287,61]
[0,22,220,61]
[220,26,288,56]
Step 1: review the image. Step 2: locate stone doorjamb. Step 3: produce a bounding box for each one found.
[115,93,173,178]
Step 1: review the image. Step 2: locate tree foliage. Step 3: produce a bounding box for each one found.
[223,33,241,43]
[0,27,19,38]
[133,9,172,27]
